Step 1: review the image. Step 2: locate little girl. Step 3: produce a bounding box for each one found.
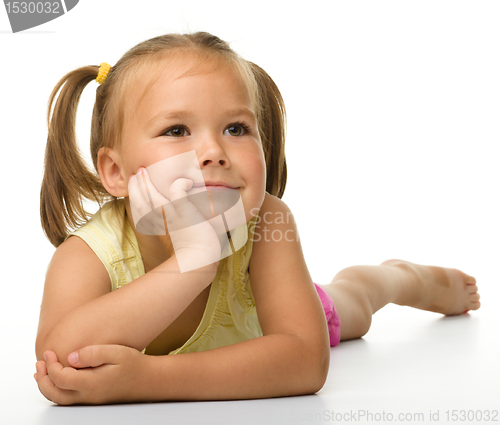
[34,31,480,405]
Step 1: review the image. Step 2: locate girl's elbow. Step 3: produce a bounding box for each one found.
[35,334,50,362]
[35,333,72,367]
[301,366,328,395]
[300,342,330,394]
[313,349,330,392]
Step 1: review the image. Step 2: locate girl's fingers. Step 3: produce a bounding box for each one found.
[169,178,194,203]
[37,360,47,375]
[35,356,78,405]
[160,198,177,222]
[129,167,173,235]
[44,351,79,391]
[140,167,170,210]
[129,168,160,219]
[68,345,122,367]
[128,172,150,223]
[38,373,78,406]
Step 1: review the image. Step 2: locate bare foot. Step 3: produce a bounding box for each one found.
[381,259,481,316]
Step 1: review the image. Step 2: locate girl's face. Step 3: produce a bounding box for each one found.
[119,56,267,222]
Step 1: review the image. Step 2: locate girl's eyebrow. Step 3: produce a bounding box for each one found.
[147,107,256,126]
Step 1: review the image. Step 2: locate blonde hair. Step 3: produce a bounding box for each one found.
[40,31,287,248]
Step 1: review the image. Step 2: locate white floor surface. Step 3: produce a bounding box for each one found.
[3,301,498,425]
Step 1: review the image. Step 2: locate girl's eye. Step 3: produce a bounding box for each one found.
[161,122,250,138]
[224,122,250,136]
[163,125,189,137]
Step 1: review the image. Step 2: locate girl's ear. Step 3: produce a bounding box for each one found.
[97,147,128,197]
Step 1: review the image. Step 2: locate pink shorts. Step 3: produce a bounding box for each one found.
[314,283,341,347]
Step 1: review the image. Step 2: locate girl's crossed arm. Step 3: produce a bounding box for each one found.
[133,194,330,401]
[35,194,331,404]
[35,235,217,369]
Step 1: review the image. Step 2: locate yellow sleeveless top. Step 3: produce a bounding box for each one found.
[64,198,263,356]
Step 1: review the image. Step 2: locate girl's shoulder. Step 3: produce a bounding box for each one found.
[63,199,129,247]
[255,191,293,227]
[61,198,141,290]
[249,191,297,262]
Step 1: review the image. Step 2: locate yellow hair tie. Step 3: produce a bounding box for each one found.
[96,62,112,85]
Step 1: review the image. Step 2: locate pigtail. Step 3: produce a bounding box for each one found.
[40,66,111,248]
[249,62,287,199]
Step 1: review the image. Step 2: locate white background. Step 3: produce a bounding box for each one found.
[1,1,499,423]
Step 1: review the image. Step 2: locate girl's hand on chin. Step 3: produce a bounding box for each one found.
[129,167,222,273]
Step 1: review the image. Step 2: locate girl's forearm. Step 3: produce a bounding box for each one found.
[39,256,216,367]
[142,334,327,401]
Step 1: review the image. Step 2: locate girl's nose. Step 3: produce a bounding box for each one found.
[202,157,227,167]
[197,136,230,168]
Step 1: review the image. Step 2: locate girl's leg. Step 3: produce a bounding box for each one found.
[321,259,481,342]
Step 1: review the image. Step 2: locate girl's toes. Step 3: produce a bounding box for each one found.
[470,293,480,303]
[469,300,481,310]
[467,284,478,294]
[464,275,477,285]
